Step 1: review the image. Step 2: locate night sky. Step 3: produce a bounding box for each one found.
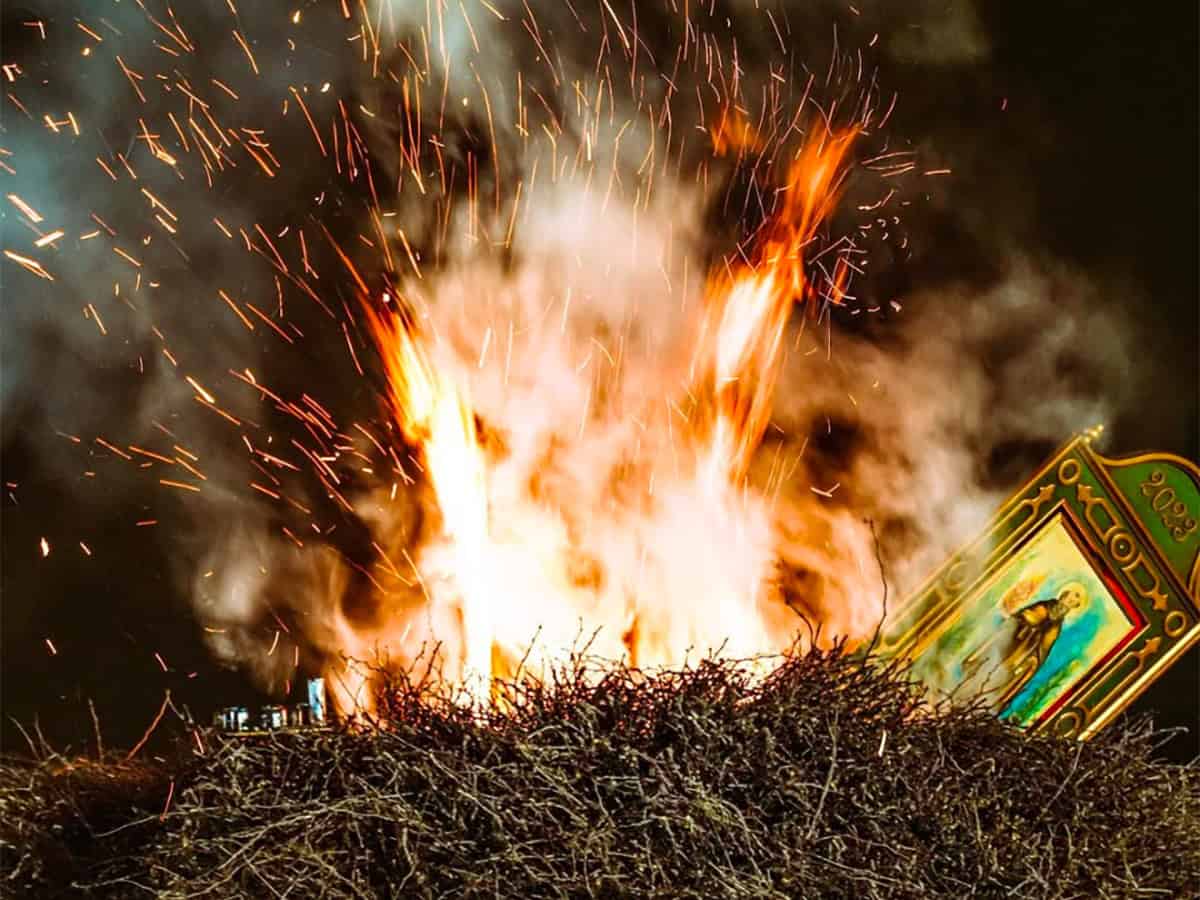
[3,2,1197,760]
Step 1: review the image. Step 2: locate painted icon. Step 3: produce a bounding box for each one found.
[907,515,1141,727]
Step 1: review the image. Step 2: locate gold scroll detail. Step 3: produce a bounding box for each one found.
[1053,635,1162,739]
[1076,482,1171,612]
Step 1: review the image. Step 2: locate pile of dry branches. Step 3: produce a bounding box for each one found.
[3,650,1198,898]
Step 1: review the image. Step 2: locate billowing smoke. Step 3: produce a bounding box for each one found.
[2,1,1129,711]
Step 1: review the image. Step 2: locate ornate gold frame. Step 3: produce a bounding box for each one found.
[879,431,1200,739]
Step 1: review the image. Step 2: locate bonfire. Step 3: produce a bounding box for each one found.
[2,2,1195,897]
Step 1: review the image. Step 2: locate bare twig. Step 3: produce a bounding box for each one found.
[125,690,172,762]
[87,698,104,760]
[861,518,890,660]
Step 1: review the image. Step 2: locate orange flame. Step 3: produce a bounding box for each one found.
[344,124,859,714]
[362,299,494,702]
[710,106,763,157]
[699,125,858,485]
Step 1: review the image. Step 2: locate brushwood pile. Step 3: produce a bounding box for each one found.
[3,651,1198,899]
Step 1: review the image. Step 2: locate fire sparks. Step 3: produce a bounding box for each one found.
[5,1,913,719]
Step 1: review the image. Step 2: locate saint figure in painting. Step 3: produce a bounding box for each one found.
[961,580,1089,713]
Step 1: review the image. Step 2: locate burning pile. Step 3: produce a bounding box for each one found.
[1,1,1127,749]
[4,652,1197,898]
[152,1,929,718]
[335,122,867,712]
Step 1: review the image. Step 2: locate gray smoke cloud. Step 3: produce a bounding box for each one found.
[2,1,1130,703]
[2,2,362,474]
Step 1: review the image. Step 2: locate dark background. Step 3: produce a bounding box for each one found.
[2,2,1197,759]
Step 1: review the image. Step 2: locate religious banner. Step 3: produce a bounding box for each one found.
[880,429,1200,739]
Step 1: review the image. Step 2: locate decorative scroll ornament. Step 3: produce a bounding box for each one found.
[880,429,1200,739]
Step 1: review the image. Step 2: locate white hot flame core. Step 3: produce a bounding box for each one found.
[338,128,866,712]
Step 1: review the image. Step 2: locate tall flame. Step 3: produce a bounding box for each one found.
[699,126,858,487]
[347,124,859,713]
[362,300,494,701]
